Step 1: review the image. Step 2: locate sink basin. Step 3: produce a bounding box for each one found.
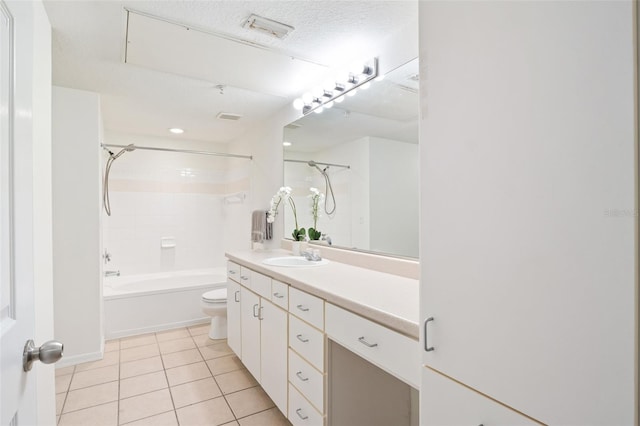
[262,256,329,267]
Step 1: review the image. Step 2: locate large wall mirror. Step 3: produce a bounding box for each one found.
[283,57,419,258]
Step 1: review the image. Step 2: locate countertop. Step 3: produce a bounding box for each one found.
[225,249,420,339]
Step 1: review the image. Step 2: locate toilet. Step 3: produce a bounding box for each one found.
[201,287,228,339]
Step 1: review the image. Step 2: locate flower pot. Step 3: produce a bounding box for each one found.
[291,241,302,255]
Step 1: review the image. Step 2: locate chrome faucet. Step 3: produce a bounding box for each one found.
[301,249,322,262]
[104,270,120,277]
[321,234,332,246]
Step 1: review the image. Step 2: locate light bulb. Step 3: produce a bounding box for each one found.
[302,92,313,104]
[283,141,292,147]
[325,101,334,109]
[314,106,324,114]
[334,96,344,103]
[346,89,357,97]
[293,99,304,110]
[374,74,385,82]
[361,82,371,90]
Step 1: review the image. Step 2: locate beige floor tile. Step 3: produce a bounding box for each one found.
[63,382,119,413]
[120,356,163,379]
[198,342,234,360]
[56,365,75,377]
[225,387,275,419]
[158,337,196,355]
[176,397,235,426]
[120,343,160,363]
[104,340,120,352]
[170,377,222,408]
[120,333,157,349]
[119,389,174,424]
[221,422,240,426]
[58,401,118,426]
[188,323,210,337]
[120,370,168,399]
[162,348,203,369]
[69,364,119,391]
[206,355,243,376]
[75,351,120,372]
[237,407,291,426]
[192,333,220,347]
[56,374,72,394]
[165,361,212,387]
[156,328,190,342]
[214,369,258,395]
[56,392,66,415]
[121,411,178,426]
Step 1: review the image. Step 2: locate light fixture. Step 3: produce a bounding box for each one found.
[242,14,294,39]
[169,128,184,134]
[292,58,379,115]
[283,141,292,147]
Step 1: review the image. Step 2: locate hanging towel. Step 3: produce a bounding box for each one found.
[251,210,272,242]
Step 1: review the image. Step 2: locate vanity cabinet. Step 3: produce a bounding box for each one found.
[226,278,242,356]
[239,286,261,379]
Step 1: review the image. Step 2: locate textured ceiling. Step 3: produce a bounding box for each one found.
[44,0,417,143]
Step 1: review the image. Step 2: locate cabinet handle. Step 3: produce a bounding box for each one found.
[358,336,378,348]
[253,304,259,318]
[258,306,264,321]
[296,408,308,420]
[296,334,309,343]
[240,275,249,281]
[424,317,435,352]
[273,292,284,299]
[296,304,309,312]
[296,371,309,382]
[234,291,240,303]
[228,270,236,275]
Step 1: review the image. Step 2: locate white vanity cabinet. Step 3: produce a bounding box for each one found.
[226,278,242,356]
[239,286,261,379]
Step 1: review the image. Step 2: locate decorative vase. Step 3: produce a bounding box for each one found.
[291,241,302,255]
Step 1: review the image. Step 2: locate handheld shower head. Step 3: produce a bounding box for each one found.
[111,144,136,160]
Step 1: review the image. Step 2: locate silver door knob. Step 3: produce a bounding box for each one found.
[23,339,64,372]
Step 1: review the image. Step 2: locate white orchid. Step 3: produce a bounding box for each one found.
[267,186,305,240]
[308,187,325,240]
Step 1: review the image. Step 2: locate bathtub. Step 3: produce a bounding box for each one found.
[104,268,227,339]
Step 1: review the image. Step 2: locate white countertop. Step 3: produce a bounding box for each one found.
[226,249,420,339]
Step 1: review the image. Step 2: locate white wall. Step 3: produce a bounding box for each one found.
[33,2,55,423]
[102,133,248,275]
[52,86,103,365]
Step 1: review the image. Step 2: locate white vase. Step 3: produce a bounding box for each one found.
[291,241,302,255]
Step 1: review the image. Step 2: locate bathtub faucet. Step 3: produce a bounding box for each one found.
[104,270,120,277]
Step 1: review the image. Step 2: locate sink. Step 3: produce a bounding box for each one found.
[262,256,329,267]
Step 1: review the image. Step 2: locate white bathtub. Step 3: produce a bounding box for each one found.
[104,268,227,339]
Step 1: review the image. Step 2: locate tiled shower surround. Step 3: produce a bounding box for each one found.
[103,135,251,275]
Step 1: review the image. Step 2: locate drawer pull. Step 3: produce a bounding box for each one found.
[296,304,310,312]
[295,371,309,382]
[296,334,309,343]
[258,306,264,321]
[273,292,285,299]
[296,408,309,420]
[253,304,259,318]
[234,291,240,303]
[358,336,378,348]
[228,270,236,275]
[240,275,249,281]
[424,317,435,352]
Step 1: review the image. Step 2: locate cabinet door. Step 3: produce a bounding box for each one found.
[260,299,288,416]
[421,367,538,426]
[227,280,242,357]
[240,286,261,381]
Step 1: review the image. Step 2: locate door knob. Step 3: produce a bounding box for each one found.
[23,339,64,372]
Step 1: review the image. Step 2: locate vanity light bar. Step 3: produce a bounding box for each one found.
[293,58,379,115]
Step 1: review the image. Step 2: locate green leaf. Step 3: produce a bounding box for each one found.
[308,227,321,241]
[292,228,306,241]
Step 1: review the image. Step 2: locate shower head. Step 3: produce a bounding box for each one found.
[112,144,136,159]
[308,160,325,174]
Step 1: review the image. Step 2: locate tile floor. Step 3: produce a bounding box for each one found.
[55,324,292,426]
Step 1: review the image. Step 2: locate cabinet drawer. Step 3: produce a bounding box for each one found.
[288,383,324,426]
[227,261,241,283]
[251,271,271,299]
[238,266,252,287]
[271,280,289,309]
[289,315,325,372]
[325,303,420,389]
[289,349,324,413]
[289,287,324,330]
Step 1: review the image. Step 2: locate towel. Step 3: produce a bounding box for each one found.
[251,210,272,242]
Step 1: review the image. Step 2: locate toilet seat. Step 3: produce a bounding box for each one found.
[202,288,227,303]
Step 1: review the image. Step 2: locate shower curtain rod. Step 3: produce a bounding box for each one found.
[284,159,350,169]
[101,143,253,160]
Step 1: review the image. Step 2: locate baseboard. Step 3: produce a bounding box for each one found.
[55,349,104,368]
[106,317,210,340]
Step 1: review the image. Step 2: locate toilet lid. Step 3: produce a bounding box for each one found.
[202,288,227,303]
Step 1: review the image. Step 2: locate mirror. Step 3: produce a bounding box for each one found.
[283,58,419,258]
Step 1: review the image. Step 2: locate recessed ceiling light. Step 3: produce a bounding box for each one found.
[283,142,292,147]
[169,128,184,134]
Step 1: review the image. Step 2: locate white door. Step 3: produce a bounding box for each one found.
[259,299,287,416]
[240,286,260,381]
[226,279,241,356]
[1,1,55,424]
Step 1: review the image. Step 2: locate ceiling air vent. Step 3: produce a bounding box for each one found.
[242,14,294,39]
[216,112,242,121]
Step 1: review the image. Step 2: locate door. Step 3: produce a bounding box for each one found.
[1,1,41,424]
[259,298,287,415]
[240,286,260,381]
[226,279,242,356]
